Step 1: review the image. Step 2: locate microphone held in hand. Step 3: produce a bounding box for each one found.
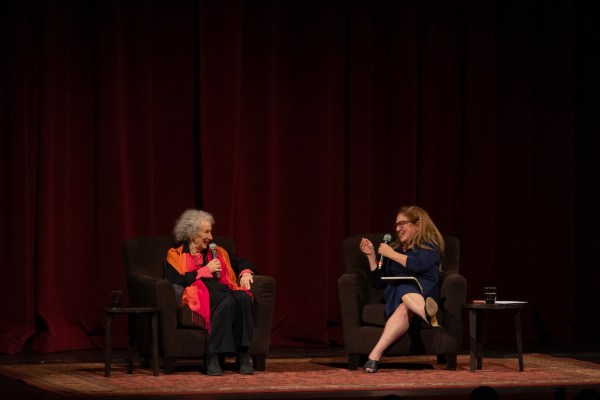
[378,233,392,269]
[209,243,220,279]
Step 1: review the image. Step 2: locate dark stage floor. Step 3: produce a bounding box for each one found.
[1,345,600,400]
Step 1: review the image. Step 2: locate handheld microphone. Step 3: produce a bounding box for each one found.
[209,243,220,279]
[378,234,392,269]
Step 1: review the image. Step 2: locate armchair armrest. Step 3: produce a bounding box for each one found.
[126,271,181,357]
[127,271,179,336]
[440,272,467,351]
[338,272,372,354]
[338,273,362,325]
[249,275,276,356]
[127,271,161,307]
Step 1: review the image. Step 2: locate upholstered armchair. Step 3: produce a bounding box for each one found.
[124,235,275,373]
[338,234,466,370]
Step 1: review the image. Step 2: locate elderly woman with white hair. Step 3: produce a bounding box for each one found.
[164,209,256,376]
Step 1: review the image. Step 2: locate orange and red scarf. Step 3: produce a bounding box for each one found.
[166,244,249,332]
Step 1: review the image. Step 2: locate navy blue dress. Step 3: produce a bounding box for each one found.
[371,244,441,318]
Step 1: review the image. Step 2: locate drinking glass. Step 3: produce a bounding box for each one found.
[110,290,123,307]
[483,286,497,304]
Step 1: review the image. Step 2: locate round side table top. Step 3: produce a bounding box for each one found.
[464,301,527,310]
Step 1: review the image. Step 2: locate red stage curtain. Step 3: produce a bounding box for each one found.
[1,0,598,353]
[0,0,198,352]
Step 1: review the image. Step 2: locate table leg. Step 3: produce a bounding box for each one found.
[469,309,477,372]
[126,314,136,374]
[104,314,113,377]
[476,311,484,370]
[151,312,159,376]
[515,309,524,371]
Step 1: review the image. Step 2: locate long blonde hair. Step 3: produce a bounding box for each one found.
[394,205,444,256]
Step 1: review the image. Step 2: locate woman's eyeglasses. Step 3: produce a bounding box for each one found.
[394,220,417,229]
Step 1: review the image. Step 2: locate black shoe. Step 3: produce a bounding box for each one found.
[424,297,441,327]
[206,353,223,376]
[237,352,254,375]
[363,358,379,373]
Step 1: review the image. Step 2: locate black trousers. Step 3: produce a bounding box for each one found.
[207,289,254,354]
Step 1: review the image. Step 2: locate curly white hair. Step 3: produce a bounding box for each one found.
[173,209,215,243]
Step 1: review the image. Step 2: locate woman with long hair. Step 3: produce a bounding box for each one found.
[359,205,445,373]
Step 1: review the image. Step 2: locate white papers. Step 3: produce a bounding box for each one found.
[380,276,423,293]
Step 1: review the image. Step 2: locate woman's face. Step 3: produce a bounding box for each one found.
[395,213,419,243]
[190,220,213,251]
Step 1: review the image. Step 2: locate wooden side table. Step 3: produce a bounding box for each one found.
[104,307,160,377]
[463,301,527,372]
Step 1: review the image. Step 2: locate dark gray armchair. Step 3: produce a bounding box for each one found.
[338,234,466,370]
[124,235,275,373]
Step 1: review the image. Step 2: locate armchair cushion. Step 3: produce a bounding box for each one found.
[177,305,203,329]
[361,304,386,327]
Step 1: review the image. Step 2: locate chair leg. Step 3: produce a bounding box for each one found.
[253,355,266,371]
[140,357,152,368]
[163,357,176,374]
[445,353,457,371]
[348,354,360,370]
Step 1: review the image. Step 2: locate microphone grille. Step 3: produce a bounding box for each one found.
[209,243,217,250]
[383,234,392,242]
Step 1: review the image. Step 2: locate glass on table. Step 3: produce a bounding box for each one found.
[483,286,497,304]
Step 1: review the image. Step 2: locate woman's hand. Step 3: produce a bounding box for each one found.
[240,273,253,290]
[360,238,378,271]
[378,242,394,259]
[377,242,407,268]
[207,258,221,275]
[359,238,374,255]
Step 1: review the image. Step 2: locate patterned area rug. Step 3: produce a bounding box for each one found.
[0,354,599,397]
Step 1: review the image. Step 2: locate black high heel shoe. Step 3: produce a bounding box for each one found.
[364,358,379,373]
[424,297,441,327]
